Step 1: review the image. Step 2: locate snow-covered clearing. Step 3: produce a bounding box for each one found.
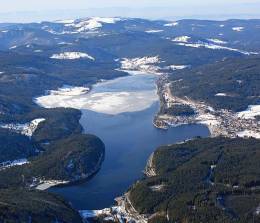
[120,56,162,74]
[232,27,244,32]
[65,17,121,32]
[172,36,191,43]
[215,93,227,97]
[51,52,95,60]
[0,159,29,170]
[35,180,69,190]
[175,41,258,55]
[164,22,178,27]
[145,29,164,33]
[0,118,45,137]
[237,105,260,119]
[237,130,260,139]
[165,65,189,70]
[172,36,190,43]
[207,39,227,44]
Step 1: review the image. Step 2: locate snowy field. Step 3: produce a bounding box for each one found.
[237,105,260,119]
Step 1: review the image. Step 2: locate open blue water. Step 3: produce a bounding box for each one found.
[49,74,210,210]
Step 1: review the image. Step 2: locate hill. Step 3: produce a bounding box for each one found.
[129,137,260,223]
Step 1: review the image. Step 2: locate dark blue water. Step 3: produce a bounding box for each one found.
[50,102,209,210]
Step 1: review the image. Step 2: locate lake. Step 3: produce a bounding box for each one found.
[45,73,210,210]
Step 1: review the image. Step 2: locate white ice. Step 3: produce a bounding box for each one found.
[35,74,158,115]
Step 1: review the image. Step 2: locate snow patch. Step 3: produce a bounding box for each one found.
[175,41,258,55]
[196,113,220,127]
[166,65,189,70]
[232,27,244,32]
[145,29,164,33]
[120,56,161,75]
[237,105,260,119]
[164,22,178,27]
[237,130,260,139]
[207,39,227,44]
[172,36,190,43]
[66,17,121,32]
[215,93,227,97]
[54,19,75,24]
[0,118,45,137]
[0,159,29,170]
[149,184,165,192]
[36,180,69,190]
[9,45,17,49]
[51,52,95,60]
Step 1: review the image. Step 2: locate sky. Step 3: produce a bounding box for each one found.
[0,0,260,22]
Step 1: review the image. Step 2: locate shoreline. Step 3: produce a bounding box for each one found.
[84,69,260,222]
[153,74,260,139]
[34,152,105,191]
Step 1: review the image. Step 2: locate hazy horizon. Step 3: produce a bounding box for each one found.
[1,0,260,23]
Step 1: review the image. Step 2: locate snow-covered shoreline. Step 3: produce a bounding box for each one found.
[154,77,260,139]
[80,193,148,223]
[35,72,158,115]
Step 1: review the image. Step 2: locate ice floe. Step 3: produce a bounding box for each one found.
[50,52,95,60]
[35,74,158,115]
[36,90,157,115]
[48,85,90,96]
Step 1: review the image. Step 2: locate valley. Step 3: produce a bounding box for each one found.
[0,17,259,223]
